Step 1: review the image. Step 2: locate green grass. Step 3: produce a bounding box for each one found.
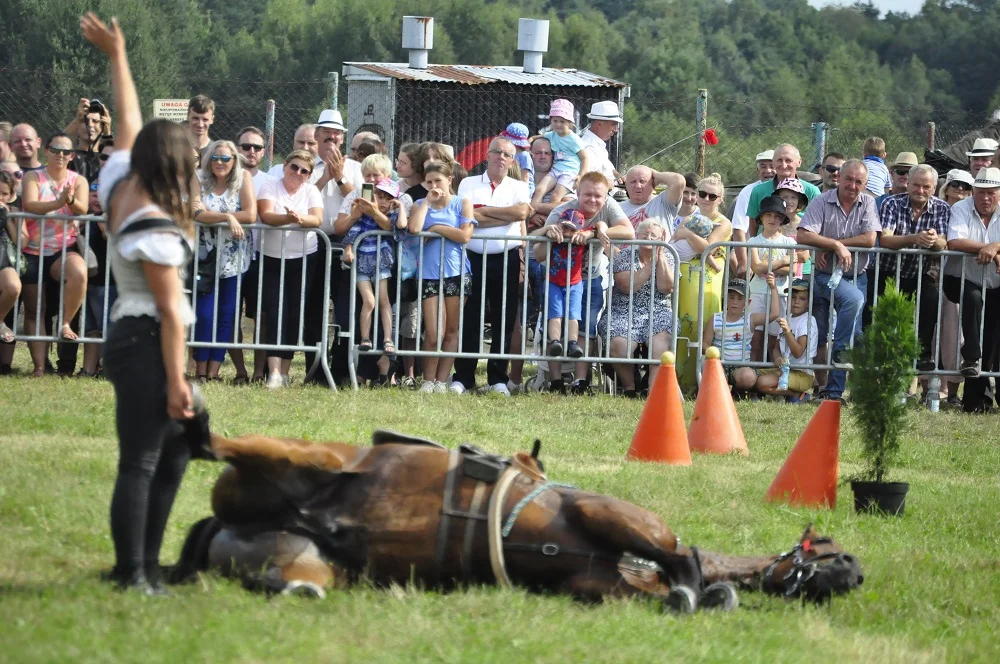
[2,354,1000,663]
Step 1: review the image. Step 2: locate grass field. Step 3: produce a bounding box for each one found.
[2,355,1000,663]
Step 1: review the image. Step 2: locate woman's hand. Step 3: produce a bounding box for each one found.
[671,225,692,241]
[80,13,125,56]
[60,185,76,207]
[226,214,244,240]
[167,379,194,420]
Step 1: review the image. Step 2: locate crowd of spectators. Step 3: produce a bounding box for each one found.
[2,97,1000,412]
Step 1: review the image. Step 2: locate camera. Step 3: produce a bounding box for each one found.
[88,98,105,115]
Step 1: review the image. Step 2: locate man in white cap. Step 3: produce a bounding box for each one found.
[730,149,776,276]
[944,166,1000,411]
[580,101,622,187]
[966,137,998,177]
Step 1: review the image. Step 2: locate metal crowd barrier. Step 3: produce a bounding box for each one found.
[6,214,335,389]
[692,240,999,390]
[345,230,682,391]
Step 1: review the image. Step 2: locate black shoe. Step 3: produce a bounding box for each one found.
[566,340,584,358]
[915,357,936,372]
[549,379,566,395]
[960,360,980,378]
[570,379,590,395]
[547,340,563,357]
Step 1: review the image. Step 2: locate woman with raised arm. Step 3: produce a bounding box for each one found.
[82,13,207,595]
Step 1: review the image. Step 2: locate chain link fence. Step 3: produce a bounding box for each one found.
[1,68,989,186]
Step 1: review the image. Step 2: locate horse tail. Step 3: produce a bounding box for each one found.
[166,516,222,584]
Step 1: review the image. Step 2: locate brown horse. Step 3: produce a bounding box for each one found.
[171,430,863,612]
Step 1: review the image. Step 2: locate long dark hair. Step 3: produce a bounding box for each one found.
[131,119,196,235]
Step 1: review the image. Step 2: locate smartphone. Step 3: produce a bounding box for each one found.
[361,183,374,202]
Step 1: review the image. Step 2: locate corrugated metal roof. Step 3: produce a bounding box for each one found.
[343,62,626,88]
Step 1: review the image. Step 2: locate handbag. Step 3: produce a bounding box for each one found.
[187,244,218,295]
[80,243,100,278]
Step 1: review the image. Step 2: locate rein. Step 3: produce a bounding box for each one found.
[761,537,840,597]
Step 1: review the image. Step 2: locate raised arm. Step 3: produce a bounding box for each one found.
[81,14,140,153]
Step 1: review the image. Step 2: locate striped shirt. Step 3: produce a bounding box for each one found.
[878,193,951,279]
[713,312,752,362]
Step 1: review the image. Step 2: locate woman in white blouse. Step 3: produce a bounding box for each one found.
[256,148,323,388]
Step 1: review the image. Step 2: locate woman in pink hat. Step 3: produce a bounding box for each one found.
[531,99,588,207]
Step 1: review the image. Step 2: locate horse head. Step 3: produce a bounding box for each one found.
[762,524,864,602]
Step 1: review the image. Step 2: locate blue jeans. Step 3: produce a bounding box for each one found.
[813,270,867,398]
[194,274,239,363]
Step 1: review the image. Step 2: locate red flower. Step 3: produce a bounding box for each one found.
[703,128,719,146]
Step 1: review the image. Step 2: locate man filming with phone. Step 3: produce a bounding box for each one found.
[65,97,112,184]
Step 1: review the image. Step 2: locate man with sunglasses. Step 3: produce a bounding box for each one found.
[65,97,112,185]
[875,152,919,212]
[819,152,846,193]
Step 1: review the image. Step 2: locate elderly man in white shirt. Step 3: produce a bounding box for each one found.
[451,137,533,396]
[579,101,622,188]
[944,167,1000,411]
[266,124,320,181]
[730,150,775,276]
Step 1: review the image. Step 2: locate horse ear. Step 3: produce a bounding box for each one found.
[801,523,819,541]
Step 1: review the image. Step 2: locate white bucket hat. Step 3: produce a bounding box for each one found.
[965,137,998,157]
[587,101,623,123]
[945,169,975,187]
[317,109,346,131]
[972,167,1000,188]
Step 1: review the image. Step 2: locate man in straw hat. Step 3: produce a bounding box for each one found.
[580,101,623,188]
[943,166,1000,412]
[967,138,998,178]
[876,152,920,211]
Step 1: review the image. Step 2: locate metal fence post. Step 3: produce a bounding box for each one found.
[328,71,339,110]
[927,121,936,151]
[264,99,276,172]
[812,121,828,170]
[695,88,708,178]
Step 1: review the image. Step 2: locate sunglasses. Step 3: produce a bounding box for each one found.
[288,163,312,176]
[893,168,911,176]
[697,190,720,201]
[8,170,23,179]
[210,155,233,163]
[99,153,111,161]
[823,165,841,173]
[240,143,264,152]
[950,182,972,191]
[48,147,74,156]
[90,182,100,192]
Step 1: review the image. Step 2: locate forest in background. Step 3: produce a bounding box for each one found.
[2,0,997,183]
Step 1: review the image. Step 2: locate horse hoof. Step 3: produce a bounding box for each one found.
[281,580,326,599]
[699,582,739,611]
[662,585,698,614]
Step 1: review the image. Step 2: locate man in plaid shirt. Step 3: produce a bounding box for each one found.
[879,164,951,371]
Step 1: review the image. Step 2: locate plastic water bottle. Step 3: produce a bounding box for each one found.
[828,262,844,290]
[778,356,791,391]
[927,376,941,413]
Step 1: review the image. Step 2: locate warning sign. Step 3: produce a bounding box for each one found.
[152,99,189,122]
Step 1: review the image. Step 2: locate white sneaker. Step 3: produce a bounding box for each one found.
[506,380,522,395]
[266,373,284,389]
[419,380,436,394]
[434,381,449,394]
[281,374,291,387]
[489,382,511,396]
[448,381,466,394]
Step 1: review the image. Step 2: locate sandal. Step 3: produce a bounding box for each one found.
[382,339,396,355]
[0,323,14,344]
[232,374,249,386]
[359,339,373,352]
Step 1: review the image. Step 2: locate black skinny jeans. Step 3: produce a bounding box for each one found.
[453,248,521,389]
[103,315,191,582]
[261,252,320,361]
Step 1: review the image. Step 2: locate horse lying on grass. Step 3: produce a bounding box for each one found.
[171,430,863,612]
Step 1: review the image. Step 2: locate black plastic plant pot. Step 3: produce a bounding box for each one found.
[851,481,909,516]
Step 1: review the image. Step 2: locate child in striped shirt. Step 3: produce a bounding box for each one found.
[702,273,779,392]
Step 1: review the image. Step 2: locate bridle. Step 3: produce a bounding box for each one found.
[761,537,840,597]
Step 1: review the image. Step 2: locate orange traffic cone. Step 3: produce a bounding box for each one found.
[688,347,749,455]
[626,352,691,465]
[766,400,841,508]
